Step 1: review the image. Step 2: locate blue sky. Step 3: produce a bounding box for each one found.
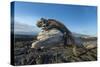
[13,1,97,36]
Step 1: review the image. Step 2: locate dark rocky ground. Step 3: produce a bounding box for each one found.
[14,37,97,66]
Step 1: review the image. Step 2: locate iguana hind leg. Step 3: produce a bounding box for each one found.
[63,32,67,46]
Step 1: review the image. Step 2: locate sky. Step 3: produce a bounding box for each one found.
[13,1,97,36]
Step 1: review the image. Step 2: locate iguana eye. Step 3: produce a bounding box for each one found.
[39,21,43,25]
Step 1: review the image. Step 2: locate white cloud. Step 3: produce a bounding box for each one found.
[14,22,41,35]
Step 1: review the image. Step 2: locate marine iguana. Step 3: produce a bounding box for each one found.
[36,18,76,46]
